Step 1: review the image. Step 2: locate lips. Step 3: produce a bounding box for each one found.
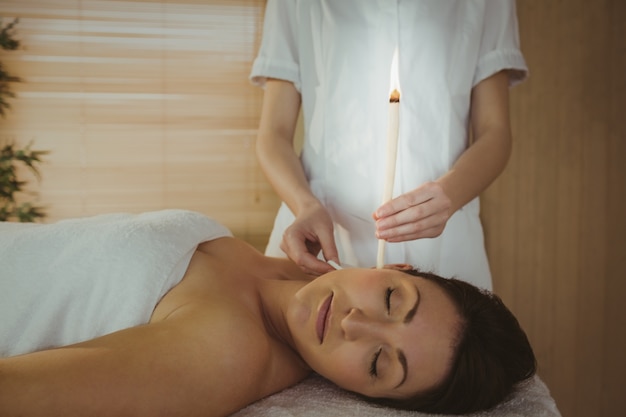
[316,293,333,344]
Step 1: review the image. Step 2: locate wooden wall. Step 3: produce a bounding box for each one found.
[1,1,625,416]
[482,1,626,416]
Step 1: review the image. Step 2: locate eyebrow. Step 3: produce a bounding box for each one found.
[395,349,408,388]
[395,284,420,388]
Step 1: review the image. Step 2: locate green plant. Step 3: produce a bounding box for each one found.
[0,142,48,221]
[1,17,47,222]
[1,18,21,118]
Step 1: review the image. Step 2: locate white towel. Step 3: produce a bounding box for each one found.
[233,374,561,417]
[0,209,232,357]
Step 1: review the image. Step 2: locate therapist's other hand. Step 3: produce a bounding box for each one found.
[281,202,339,276]
[373,181,452,242]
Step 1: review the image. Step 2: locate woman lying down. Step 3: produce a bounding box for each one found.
[0,210,536,416]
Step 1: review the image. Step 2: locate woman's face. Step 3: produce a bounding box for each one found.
[286,267,461,399]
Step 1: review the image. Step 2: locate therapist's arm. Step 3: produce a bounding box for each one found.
[439,70,513,213]
[256,79,338,274]
[375,70,512,241]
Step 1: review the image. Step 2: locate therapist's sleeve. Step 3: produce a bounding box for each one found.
[249,0,301,91]
[473,0,528,88]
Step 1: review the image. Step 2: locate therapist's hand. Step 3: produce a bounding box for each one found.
[373,181,452,242]
[281,202,339,276]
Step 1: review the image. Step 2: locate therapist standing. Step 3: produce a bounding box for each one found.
[250,0,527,290]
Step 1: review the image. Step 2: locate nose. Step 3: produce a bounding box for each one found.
[341,308,386,341]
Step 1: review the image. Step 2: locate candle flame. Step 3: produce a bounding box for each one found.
[389,48,400,102]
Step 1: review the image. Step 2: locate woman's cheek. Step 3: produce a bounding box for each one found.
[323,346,367,391]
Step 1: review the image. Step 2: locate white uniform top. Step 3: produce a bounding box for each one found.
[250,0,527,289]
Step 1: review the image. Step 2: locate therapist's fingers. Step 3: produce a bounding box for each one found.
[317,225,340,267]
[281,235,335,275]
[374,181,442,219]
[280,222,337,276]
[378,211,449,241]
[374,182,452,242]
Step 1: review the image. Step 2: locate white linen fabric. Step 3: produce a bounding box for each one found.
[0,210,232,357]
[250,0,528,289]
[234,374,561,417]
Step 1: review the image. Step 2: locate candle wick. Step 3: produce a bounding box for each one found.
[389,89,400,103]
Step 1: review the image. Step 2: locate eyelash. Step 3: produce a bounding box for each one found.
[385,287,394,313]
[369,348,382,377]
[369,287,394,377]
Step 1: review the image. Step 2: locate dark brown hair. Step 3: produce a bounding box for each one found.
[369,270,536,415]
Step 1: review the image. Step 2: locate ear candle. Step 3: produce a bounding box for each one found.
[376,50,401,269]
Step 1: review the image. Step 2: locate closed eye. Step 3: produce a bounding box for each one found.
[369,347,382,377]
[385,287,394,313]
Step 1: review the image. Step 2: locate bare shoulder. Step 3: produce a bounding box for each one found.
[192,236,308,282]
[195,235,259,257]
[161,305,308,414]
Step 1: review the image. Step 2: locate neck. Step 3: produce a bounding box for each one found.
[257,276,306,352]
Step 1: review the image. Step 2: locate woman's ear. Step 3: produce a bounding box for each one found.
[383,263,414,271]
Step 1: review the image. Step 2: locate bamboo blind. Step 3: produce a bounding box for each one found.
[0,0,277,248]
